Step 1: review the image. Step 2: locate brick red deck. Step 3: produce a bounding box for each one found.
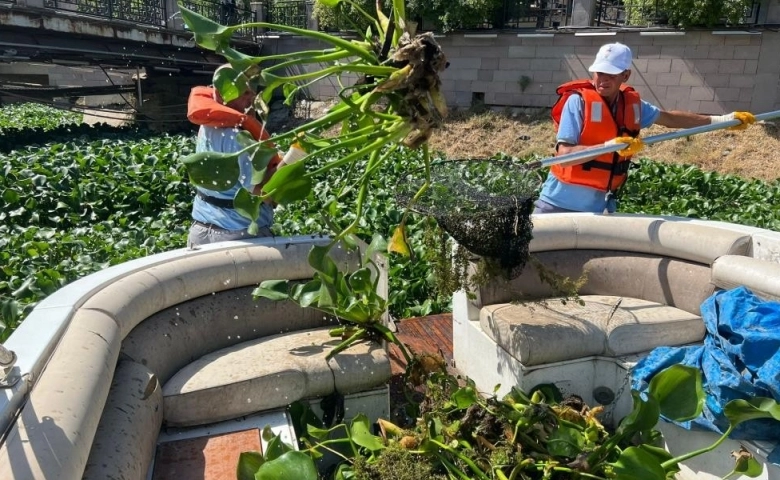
[153,429,262,480]
[389,313,453,374]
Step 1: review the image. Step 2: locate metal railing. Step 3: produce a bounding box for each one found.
[595,0,760,26]
[463,0,570,30]
[267,0,308,30]
[43,0,167,26]
[179,0,256,37]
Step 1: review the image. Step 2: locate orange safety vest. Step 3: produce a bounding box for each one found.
[550,80,641,192]
[187,86,281,169]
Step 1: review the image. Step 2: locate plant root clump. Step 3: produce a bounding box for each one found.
[351,444,448,480]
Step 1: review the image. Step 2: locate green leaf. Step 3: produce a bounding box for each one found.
[234,188,262,224]
[283,83,299,106]
[179,6,232,51]
[617,390,660,435]
[648,364,704,422]
[250,145,278,185]
[547,423,585,458]
[724,397,780,426]
[335,463,354,480]
[253,280,290,301]
[318,0,341,6]
[213,65,246,104]
[317,281,337,309]
[237,451,264,480]
[343,299,371,323]
[261,425,276,442]
[306,423,332,440]
[347,267,373,295]
[262,161,312,205]
[308,245,339,283]
[254,451,318,480]
[450,386,479,409]
[288,400,323,441]
[236,131,256,148]
[220,46,260,74]
[182,151,240,190]
[263,433,293,461]
[733,448,763,477]
[529,383,563,404]
[610,446,666,480]
[349,414,385,452]
[292,279,322,308]
[364,233,387,264]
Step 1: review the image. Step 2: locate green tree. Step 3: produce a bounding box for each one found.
[313,0,508,33]
[659,0,754,27]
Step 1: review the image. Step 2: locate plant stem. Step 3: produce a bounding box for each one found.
[397,144,432,227]
[547,465,607,479]
[263,50,354,73]
[437,454,480,480]
[429,439,491,480]
[266,64,399,86]
[307,123,409,178]
[660,426,734,469]
[325,327,367,360]
[227,22,377,62]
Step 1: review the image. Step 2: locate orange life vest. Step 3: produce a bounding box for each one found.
[187,86,281,169]
[550,80,641,192]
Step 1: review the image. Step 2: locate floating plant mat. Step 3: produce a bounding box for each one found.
[396,159,542,276]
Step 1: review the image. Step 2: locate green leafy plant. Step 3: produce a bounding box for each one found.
[178,0,450,353]
[253,234,411,362]
[0,103,82,132]
[658,0,754,27]
[518,75,531,92]
[240,363,780,479]
[0,133,193,340]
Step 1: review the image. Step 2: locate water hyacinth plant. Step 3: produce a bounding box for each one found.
[179,0,446,237]
[238,364,780,479]
[178,0,447,355]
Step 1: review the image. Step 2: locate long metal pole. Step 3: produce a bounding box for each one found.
[527,109,780,170]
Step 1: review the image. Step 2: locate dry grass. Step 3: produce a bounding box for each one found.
[427,109,780,183]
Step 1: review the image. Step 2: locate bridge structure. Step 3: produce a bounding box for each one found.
[0,0,312,128]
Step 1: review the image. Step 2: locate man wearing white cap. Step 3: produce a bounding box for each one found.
[534,42,756,214]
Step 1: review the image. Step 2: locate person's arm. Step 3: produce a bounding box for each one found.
[654,110,711,128]
[654,108,756,130]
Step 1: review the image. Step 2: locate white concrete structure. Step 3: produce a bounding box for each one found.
[453,213,780,480]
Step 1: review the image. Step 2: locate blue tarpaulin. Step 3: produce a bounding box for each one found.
[632,286,780,443]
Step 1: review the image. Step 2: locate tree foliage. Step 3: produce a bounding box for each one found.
[313,0,509,33]
[659,0,755,27]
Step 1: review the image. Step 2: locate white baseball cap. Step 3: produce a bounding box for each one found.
[588,43,633,74]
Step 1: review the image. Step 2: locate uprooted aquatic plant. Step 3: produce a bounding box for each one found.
[179,0,447,245]
[238,363,780,479]
[179,0,448,355]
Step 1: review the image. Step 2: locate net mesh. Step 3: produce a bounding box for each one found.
[396,159,542,277]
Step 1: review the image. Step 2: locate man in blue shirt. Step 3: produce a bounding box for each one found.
[535,42,756,214]
[186,67,277,247]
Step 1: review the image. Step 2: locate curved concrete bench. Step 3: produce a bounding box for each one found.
[467,215,751,367]
[163,327,390,427]
[0,236,391,480]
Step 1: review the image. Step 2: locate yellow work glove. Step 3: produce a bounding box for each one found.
[604,136,644,157]
[710,111,756,130]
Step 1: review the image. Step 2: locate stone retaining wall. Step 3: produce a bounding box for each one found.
[268,29,780,115]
